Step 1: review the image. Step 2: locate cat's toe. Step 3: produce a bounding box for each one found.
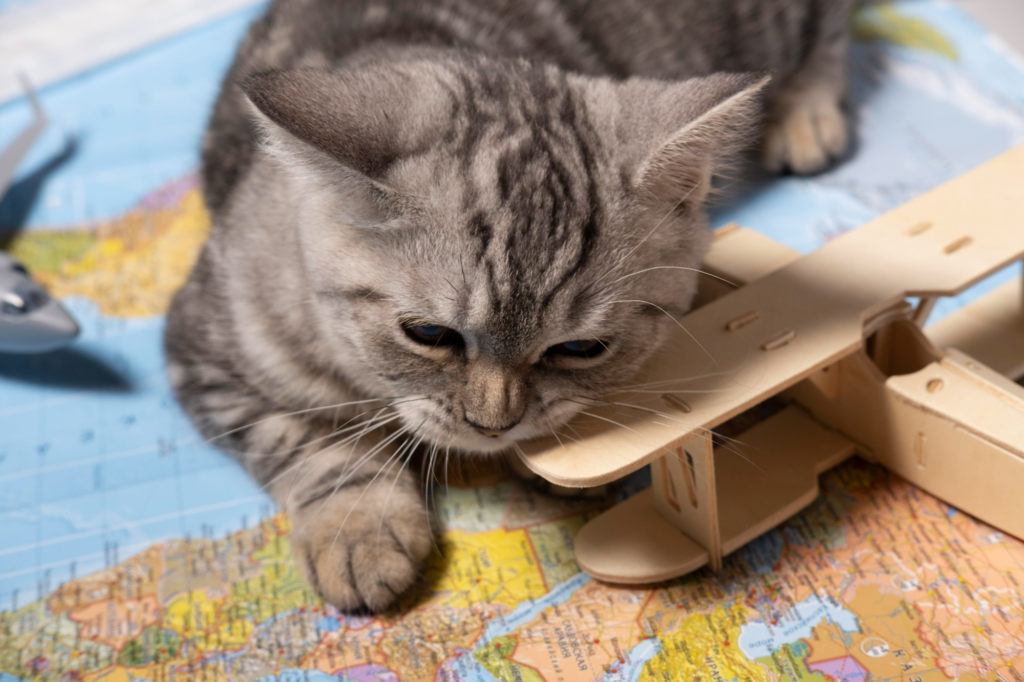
[291,498,432,612]
[763,92,848,175]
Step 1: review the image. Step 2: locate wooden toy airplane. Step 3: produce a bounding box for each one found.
[516,143,1024,585]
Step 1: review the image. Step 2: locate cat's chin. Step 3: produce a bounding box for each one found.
[420,424,546,457]
[437,431,518,456]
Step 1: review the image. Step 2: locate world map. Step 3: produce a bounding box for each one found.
[2,1,1024,681]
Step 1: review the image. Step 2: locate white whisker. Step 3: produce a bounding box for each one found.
[610,298,717,365]
[609,265,738,288]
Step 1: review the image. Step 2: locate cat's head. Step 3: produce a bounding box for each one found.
[243,55,766,454]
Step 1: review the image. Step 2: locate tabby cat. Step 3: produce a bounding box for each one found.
[166,0,859,612]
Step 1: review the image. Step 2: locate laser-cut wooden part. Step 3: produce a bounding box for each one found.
[651,434,721,570]
[517,144,1024,487]
[574,489,710,584]
[927,277,1024,380]
[791,339,1024,540]
[716,406,856,556]
[575,406,857,584]
[520,143,1024,586]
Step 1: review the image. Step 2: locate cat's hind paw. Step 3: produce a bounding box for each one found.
[763,89,848,175]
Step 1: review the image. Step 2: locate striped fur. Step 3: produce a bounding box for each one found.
[166,0,859,611]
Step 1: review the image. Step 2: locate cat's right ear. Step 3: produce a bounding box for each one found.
[241,67,452,225]
[581,72,769,217]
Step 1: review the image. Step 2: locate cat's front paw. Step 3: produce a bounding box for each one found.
[289,479,432,613]
[763,88,848,175]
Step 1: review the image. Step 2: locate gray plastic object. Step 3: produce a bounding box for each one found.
[0,76,80,353]
[0,251,79,352]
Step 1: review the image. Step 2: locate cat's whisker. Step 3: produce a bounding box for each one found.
[256,395,430,497]
[573,404,679,433]
[709,439,773,478]
[420,435,452,559]
[548,427,568,450]
[423,441,443,543]
[558,422,585,444]
[278,409,406,502]
[304,422,413,521]
[254,413,402,496]
[542,404,585,446]
[619,388,738,394]
[319,426,416,563]
[574,402,772,478]
[443,445,452,501]
[609,265,738,289]
[573,395,785,476]
[610,298,717,365]
[570,397,733,446]
[203,396,405,446]
[613,369,739,390]
[574,409,645,436]
[591,183,701,286]
[376,427,428,563]
[575,395,722,437]
[209,395,424,472]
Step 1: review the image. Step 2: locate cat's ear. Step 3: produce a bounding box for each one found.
[592,73,769,214]
[241,67,452,223]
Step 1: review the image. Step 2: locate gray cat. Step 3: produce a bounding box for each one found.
[166,0,858,612]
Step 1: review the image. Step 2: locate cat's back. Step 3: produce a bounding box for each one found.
[236,0,842,76]
[201,0,852,213]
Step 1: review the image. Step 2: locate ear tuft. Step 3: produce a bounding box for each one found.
[634,73,769,211]
[577,72,769,214]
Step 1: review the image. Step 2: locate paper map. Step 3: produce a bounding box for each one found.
[2,2,1024,680]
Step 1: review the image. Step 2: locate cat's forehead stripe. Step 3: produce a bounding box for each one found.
[443,65,605,326]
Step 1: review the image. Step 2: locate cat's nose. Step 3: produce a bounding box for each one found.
[467,419,518,438]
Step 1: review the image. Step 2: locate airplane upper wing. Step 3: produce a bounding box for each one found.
[517,143,1024,487]
[0,76,46,197]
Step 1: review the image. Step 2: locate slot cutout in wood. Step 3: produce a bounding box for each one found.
[682,449,699,509]
[944,236,972,254]
[658,458,681,513]
[762,329,796,351]
[726,311,760,331]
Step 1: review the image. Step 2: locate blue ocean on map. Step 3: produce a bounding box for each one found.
[3,0,1024,631]
[738,595,861,659]
[461,573,592,682]
[0,297,268,607]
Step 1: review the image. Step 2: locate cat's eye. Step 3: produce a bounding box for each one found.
[402,322,462,348]
[545,338,606,359]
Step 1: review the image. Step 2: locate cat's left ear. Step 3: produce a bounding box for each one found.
[241,65,454,224]
[584,72,769,213]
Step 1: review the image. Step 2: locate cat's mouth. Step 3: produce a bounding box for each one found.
[434,422,529,455]
[394,396,586,456]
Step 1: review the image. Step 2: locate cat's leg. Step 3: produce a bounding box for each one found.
[257,420,433,613]
[169,360,432,611]
[763,32,850,175]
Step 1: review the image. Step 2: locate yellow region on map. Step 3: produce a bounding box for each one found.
[5,10,1024,677]
[639,603,767,682]
[853,4,959,59]
[7,180,210,317]
[5,447,1024,682]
